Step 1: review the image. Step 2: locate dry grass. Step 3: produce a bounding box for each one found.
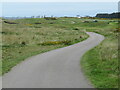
[2,17,88,75]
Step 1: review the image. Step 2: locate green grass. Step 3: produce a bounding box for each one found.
[1,17,119,88]
[81,21,119,88]
[2,17,89,75]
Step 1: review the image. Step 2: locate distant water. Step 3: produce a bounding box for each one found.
[2,2,118,17]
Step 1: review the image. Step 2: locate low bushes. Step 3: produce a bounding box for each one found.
[4,21,18,24]
[44,17,57,20]
[38,40,72,46]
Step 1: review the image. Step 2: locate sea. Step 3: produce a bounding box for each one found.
[1,2,118,18]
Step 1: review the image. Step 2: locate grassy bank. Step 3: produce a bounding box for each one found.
[81,20,119,88]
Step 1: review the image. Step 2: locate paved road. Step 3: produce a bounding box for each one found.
[2,32,104,88]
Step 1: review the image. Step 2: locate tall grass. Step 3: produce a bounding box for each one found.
[2,17,88,75]
[2,17,119,88]
[81,22,118,88]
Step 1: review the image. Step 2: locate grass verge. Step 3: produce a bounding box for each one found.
[81,22,118,88]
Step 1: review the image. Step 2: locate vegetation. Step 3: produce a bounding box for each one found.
[2,17,89,75]
[1,17,119,88]
[81,19,119,88]
[96,12,120,19]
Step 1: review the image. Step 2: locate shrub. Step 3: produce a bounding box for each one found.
[44,17,57,20]
[1,31,14,35]
[4,21,18,24]
[73,28,79,30]
[21,41,26,46]
[79,36,82,38]
[114,28,120,32]
[49,22,54,24]
[34,22,42,24]
[38,40,71,46]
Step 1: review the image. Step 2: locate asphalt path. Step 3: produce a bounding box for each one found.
[2,32,104,88]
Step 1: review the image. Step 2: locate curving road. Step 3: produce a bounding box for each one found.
[2,32,104,88]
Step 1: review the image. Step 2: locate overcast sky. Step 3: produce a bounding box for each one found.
[1,0,120,2]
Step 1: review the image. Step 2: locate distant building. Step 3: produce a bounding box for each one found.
[96,12,120,18]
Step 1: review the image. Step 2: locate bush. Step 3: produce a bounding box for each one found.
[73,28,79,30]
[21,41,26,46]
[114,28,120,32]
[38,40,71,46]
[34,22,42,24]
[44,17,57,20]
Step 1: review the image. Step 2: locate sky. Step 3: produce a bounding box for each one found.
[1,2,118,17]
[0,0,119,17]
[1,0,120,2]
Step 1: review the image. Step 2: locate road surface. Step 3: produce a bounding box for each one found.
[2,32,104,88]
